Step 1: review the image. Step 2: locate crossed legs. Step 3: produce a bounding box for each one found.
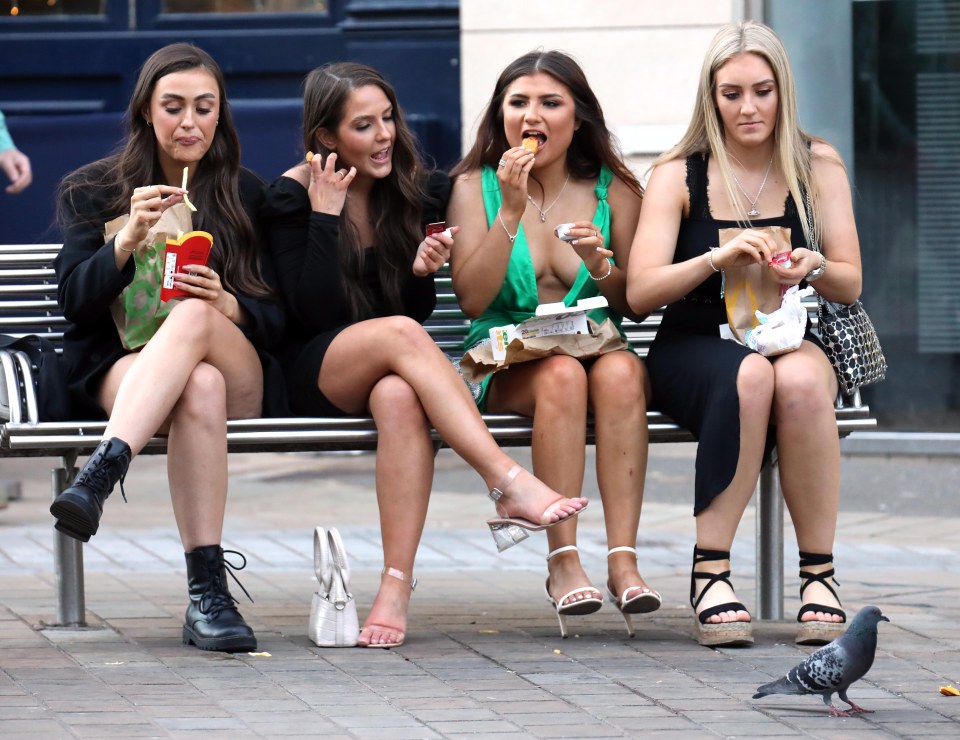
[97,299,263,549]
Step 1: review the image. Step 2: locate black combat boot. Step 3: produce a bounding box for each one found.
[182,545,258,653]
[49,437,132,542]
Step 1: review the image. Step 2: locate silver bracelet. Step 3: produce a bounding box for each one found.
[805,253,826,282]
[589,258,613,281]
[116,242,136,254]
[497,208,517,244]
[707,247,721,272]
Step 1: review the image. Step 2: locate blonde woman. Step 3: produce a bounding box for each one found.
[627,21,861,647]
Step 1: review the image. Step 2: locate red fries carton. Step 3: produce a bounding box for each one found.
[161,230,213,302]
[425,221,446,237]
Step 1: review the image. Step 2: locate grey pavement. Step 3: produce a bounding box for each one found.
[1,442,959,738]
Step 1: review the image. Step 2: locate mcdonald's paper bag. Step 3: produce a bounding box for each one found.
[106,202,194,350]
[720,226,791,346]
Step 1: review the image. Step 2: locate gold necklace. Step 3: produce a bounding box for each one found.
[731,157,774,217]
[527,174,571,222]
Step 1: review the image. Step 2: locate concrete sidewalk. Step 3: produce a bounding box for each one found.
[0,447,958,738]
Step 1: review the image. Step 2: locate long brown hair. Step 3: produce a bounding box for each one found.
[451,50,642,198]
[58,42,271,297]
[301,62,427,321]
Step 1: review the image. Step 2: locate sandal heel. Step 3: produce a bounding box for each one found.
[544,546,603,638]
[488,521,530,552]
[690,546,753,647]
[796,551,846,645]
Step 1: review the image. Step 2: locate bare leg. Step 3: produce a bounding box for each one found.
[588,351,655,598]
[693,353,774,623]
[772,341,843,622]
[318,316,584,524]
[98,300,263,550]
[100,300,264,455]
[486,355,599,607]
[357,375,432,647]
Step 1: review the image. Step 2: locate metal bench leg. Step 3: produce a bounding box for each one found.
[756,453,784,620]
[52,453,85,627]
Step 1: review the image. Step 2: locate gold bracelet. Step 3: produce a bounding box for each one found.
[497,208,517,244]
[116,242,136,254]
[589,258,613,281]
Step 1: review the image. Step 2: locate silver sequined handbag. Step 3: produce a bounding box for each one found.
[804,191,887,396]
[816,298,887,397]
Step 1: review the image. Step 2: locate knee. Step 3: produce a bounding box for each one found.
[590,353,647,409]
[165,299,220,343]
[774,366,832,417]
[369,375,427,427]
[533,356,588,409]
[737,355,775,413]
[176,363,227,420]
[380,315,434,352]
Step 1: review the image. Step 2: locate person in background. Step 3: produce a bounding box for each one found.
[0,109,33,194]
[260,62,586,649]
[447,50,657,639]
[627,21,860,647]
[51,43,285,654]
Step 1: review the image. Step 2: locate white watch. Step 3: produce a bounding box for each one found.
[805,254,826,282]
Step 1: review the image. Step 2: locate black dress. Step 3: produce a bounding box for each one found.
[647,153,809,515]
[260,171,450,417]
[54,166,287,419]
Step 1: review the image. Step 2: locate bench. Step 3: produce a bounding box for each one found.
[1,243,878,628]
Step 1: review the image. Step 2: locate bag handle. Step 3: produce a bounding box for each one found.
[314,526,332,591]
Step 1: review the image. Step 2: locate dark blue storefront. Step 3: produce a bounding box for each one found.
[0,0,461,244]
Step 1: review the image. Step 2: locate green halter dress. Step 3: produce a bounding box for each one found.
[464,164,625,409]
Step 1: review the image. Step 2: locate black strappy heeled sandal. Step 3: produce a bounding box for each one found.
[796,551,846,645]
[689,546,753,647]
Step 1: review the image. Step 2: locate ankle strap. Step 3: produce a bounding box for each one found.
[693,545,731,563]
[607,546,637,557]
[547,545,578,561]
[382,566,416,591]
[799,551,834,567]
[488,464,522,502]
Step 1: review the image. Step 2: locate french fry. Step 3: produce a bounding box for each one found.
[306,151,315,162]
[181,166,197,212]
[941,684,960,696]
[522,137,539,153]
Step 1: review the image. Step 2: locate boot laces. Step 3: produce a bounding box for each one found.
[198,549,254,617]
[77,453,128,503]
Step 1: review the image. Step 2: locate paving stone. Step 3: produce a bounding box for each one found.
[1,451,958,737]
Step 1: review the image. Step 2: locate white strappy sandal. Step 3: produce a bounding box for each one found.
[544,545,603,638]
[605,546,662,637]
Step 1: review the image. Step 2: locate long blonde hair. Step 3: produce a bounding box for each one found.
[657,20,830,246]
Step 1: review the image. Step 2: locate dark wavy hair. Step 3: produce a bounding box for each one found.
[58,42,270,297]
[301,62,428,320]
[451,50,642,198]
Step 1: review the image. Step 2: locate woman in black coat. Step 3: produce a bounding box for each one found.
[51,43,283,653]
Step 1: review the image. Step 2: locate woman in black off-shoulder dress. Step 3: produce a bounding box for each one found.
[260,62,588,649]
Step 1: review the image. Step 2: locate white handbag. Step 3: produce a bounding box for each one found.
[308,527,360,647]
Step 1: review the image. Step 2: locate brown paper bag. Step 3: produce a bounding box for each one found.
[720,226,791,345]
[106,203,194,349]
[459,317,628,384]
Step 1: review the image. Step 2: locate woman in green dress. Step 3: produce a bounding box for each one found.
[448,50,656,638]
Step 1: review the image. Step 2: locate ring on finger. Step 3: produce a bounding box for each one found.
[157,187,162,200]
[337,169,347,180]
[498,158,507,168]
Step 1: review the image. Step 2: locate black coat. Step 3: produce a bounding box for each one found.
[53,166,289,419]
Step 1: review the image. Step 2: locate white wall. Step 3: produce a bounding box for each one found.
[459,0,753,178]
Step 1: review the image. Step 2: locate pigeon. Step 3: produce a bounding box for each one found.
[753,605,889,717]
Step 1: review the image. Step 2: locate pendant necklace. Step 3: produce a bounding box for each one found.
[732,157,774,217]
[527,173,570,222]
